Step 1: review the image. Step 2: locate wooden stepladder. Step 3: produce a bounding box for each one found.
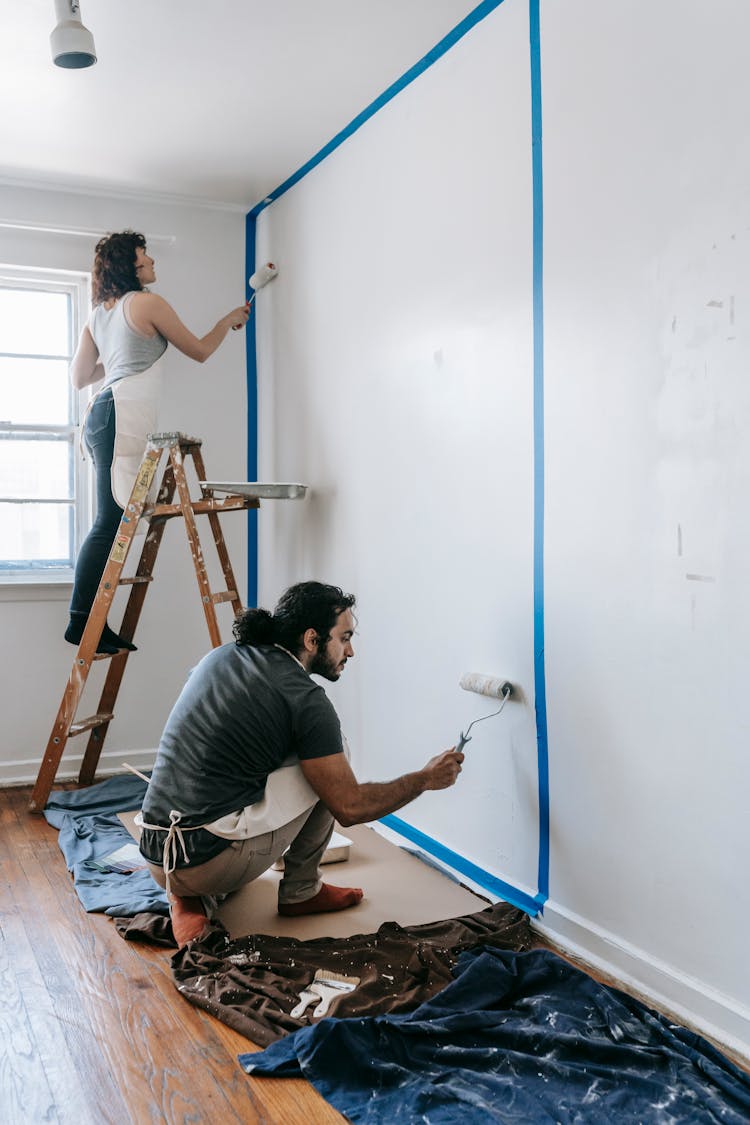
[29,432,259,812]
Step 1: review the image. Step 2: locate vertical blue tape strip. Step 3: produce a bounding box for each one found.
[529,0,550,905]
[247,0,508,218]
[244,211,258,607]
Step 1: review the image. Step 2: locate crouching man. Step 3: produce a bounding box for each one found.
[138,581,464,945]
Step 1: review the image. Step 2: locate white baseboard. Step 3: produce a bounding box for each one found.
[0,748,157,788]
[534,899,750,1063]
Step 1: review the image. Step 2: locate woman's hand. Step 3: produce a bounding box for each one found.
[228,301,251,331]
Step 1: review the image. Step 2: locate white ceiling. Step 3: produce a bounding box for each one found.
[0,0,474,209]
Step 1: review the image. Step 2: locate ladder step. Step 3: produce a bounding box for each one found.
[212,590,237,604]
[147,496,258,519]
[119,576,153,586]
[69,712,115,737]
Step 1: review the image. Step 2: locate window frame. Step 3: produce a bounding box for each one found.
[0,265,93,590]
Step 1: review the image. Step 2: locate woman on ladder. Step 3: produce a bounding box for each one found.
[66,230,250,654]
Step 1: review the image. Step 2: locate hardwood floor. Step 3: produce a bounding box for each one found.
[0,785,344,1125]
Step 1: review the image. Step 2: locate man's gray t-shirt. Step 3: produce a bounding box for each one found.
[139,643,343,867]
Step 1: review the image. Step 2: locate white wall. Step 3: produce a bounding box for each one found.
[0,181,249,784]
[540,0,750,1055]
[256,0,540,900]
[254,0,750,1055]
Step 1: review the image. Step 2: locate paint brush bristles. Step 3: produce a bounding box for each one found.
[311,969,359,988]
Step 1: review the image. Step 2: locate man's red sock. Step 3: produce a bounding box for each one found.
[278,882,364,917]
[169,893,209,946]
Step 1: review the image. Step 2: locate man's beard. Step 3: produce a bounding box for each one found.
[309,643,344,681]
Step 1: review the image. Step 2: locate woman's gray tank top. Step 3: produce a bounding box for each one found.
[90,292,167,388]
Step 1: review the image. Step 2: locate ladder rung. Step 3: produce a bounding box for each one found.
[118,576,153,585]
[92,648,129,661]
[69,712,115,737]
[147,496,258,519]
[212,590,237,604]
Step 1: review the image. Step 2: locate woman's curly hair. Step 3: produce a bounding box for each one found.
[91,230,147,306]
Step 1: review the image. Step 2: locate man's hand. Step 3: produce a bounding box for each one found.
[419,748,464,791]
[301,745,466,827]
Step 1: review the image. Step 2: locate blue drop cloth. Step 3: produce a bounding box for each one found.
[240,947,750,1124]
[44,773,169,917]
[44,772,149,826]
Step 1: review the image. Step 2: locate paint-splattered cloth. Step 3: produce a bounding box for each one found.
[44,773,169,917]
[170,903,533,1047]
[239,946,750,1124]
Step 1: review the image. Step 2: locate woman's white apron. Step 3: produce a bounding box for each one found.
[109,360,164,509]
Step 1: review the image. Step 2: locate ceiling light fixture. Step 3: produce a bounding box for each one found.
[50,0,97,69]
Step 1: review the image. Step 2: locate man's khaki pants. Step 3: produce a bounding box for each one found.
[146,800,335,907]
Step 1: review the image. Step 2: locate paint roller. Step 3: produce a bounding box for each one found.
[455,673,514,752]
[232,261,279,328]
[249,262,278,292]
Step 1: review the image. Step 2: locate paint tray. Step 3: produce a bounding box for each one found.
[272,830,352,871]
[200,481,307,499]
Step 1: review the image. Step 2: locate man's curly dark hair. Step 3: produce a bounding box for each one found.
[233,581,356,655]
[91,230,147,305]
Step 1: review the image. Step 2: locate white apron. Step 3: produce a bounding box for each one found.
[109,360,164,509]
[201,733,352,840]
[129,738,350,881]
[202,756,320,840]
[131,738,350,846]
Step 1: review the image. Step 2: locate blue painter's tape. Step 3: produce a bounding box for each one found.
[244,0,550,908]
[529,0,550,905]
[380,814,544,917]
[247,0,508,217]
[245,211,259,608]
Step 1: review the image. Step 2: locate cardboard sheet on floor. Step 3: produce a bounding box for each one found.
[119,812,490,940]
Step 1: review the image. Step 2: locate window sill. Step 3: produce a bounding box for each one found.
[0,572,73,602]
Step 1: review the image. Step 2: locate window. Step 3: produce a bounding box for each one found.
[0,268,91,582]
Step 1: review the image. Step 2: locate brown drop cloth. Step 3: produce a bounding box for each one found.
[165,902,532,1046]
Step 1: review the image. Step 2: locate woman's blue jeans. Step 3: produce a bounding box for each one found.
[69,389,124,616]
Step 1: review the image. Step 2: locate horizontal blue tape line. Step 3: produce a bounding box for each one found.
[248,0,507,217]
[380,814,543,917]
